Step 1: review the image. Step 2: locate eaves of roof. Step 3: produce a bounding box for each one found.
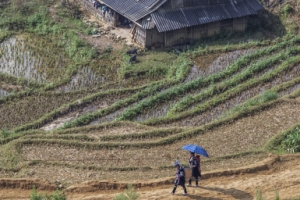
[149,0,263,32]
[101,0,167,22]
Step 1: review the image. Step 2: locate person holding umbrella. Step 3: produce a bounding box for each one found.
[170,160,188,196]
[181,144,209,187]
[187,152,201,187]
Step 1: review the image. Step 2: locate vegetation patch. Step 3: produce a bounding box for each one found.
[2,0,300,190]
[281,124,300,153]
[0,91,89,130]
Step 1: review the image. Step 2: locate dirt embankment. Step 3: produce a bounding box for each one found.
[1,154,300,199]
[0,178,56,190]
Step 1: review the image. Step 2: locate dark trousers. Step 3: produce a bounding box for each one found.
[172,177,187,194]
[188,176,198,186]
[172,183,187,194]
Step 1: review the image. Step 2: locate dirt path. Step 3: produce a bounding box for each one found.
[65,154,300,200]
[1,154,300,199]
[80,7,130,51]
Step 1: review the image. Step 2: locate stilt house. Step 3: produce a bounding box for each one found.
[84,0,263,48]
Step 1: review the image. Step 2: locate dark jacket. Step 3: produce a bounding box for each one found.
[174,166,185,186]
[190,157,201,177]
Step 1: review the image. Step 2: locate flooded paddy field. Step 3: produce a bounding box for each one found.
[41,92,134,131]
[279,82,300,96]
[56,66,106,92]
[0,36,68,83]
[183,52,292,112]
[163,64,300,127]
[185,49,257,82]
[89,107,127,125]
[130,51,286,121]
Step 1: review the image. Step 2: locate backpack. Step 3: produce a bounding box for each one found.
[195,155,201,172]
[195,155,201,163]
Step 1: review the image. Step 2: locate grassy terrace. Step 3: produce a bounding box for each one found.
[1,94,299,183]
[57,36,300,127]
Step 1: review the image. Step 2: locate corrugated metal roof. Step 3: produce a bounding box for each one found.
[150,0,263,32]
[101,0,167,21]
[245,0,263,11]
[141,17,155,29]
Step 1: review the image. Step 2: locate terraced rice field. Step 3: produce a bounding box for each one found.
[0,36,67,83]
[56,67,106,92]
[1,32,300,187]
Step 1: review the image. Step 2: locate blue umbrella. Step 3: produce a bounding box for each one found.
[182,144,209,157]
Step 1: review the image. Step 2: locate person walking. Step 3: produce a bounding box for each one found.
[187,152,201,187]
[170,160,187,196]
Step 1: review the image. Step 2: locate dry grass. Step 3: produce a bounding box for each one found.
[1,17,300,189]
[0,170,14,178]
[55,121,152,134]
[14,98,300,185]
[0,92,89,129]
[2,1,300,195]
[18,101,300,172]
[194,49,260,75]
[16,164,174,185]
[194,53,222,68]
[12,152,267,186]
[40,92,133,131]
[90,125,151,135]
[83,126,154,139]
[166,101,300,157]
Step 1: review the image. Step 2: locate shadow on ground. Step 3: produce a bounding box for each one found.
[199,186,253,200]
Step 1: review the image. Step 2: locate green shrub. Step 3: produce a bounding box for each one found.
[281,4,293,17]
[0,128,11,138]
[282,126,300,153]
[113,184,140,200]
[255,189,282,200]
[260,90,278,102]
[104,45,113,53]
[85,27,94,35]
[256,188,265,200]
[275,191,280,200]
[30,187,43,200]
[30,187,66,200]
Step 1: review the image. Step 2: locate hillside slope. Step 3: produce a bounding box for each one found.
[0,0,300,199]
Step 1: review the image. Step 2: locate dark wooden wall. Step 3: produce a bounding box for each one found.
[144,16,248,48]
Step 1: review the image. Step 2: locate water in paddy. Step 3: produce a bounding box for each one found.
[56,66,106,92]
[0,37,65,83]
[0,89,8,97]
[163,64,300,127]
[185,49,257,82]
